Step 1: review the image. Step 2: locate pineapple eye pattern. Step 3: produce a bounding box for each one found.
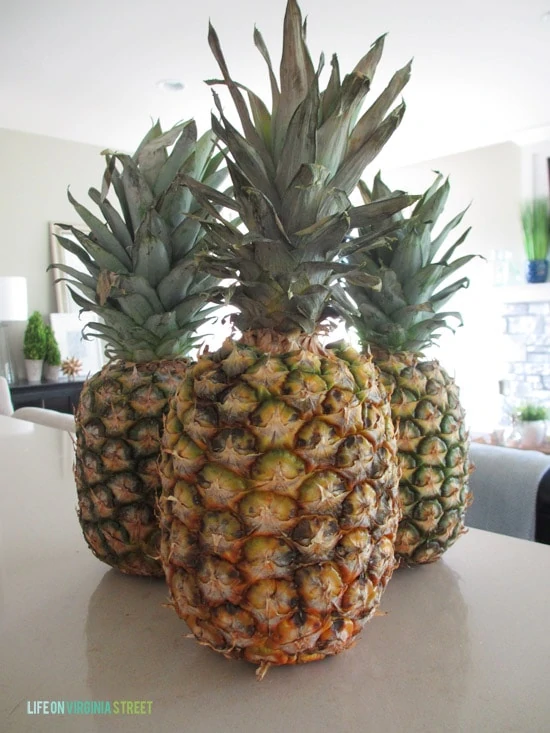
[160,339,401,671]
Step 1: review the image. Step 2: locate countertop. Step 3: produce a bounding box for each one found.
[1,416,549,733]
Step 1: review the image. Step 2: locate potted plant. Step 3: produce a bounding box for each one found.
[520,198,549,283]
[43,325,61,381]
[23,311,47,382]
[514,403,548,450]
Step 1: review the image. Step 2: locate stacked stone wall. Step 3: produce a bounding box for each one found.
[502,300,550,405]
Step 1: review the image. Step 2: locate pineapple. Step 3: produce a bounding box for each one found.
[158,0,417,675]
[52,119,226,577]
[341,172,476,565]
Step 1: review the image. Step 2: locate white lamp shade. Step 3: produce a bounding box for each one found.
[0,277,28,321]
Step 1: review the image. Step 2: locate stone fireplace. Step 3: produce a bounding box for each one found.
[499,283,550,408]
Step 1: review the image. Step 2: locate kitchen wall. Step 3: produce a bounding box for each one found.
[0,127,106,378]
[0,127,106,314]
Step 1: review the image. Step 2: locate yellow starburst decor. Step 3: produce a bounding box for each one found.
[61,356,82,378]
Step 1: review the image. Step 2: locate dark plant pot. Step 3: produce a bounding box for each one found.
[526,259,548,283]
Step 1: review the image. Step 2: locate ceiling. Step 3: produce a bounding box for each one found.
[2,0,550,169]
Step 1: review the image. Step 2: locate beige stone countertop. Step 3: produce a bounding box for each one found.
[1,416,549,733]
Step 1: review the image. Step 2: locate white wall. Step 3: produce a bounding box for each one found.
[0,128,106,378]
[0,127,106,312]
[379,141,523,431]
[381,140,523,261]
[519,139,550,201]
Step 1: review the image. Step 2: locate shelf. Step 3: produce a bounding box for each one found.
[494,282,550,303]
[10,379,85,414]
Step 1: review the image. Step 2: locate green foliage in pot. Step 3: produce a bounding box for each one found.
[44,325,61,366]
[516,403,549,422]
[23,311,47,360]
[520,198,550,261]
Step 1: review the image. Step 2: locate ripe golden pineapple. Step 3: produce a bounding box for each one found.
[341,173,477,565]
[52,119,225,576]
[158,0,416,675]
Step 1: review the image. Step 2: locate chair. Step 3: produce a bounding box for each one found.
[467,442,550,542]
[12,406,76,433]
[0,376,14,416]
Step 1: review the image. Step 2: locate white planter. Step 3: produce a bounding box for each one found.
[518,420,547,450]
[24,359,43,383]
[44,364,61,382]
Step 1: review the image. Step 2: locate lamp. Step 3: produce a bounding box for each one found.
[0,276,28,384]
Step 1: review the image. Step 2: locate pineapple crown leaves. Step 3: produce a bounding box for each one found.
[179,0,412,334]
[189,160,416,334]
[205,0,411,229]
[340,172,479,354]
[49,119,228,362]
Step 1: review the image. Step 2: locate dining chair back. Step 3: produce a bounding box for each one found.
[12,406,76,433]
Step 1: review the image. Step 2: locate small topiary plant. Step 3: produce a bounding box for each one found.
[44,325,61,366]
[516,403,549,422]
[23,311,47,360]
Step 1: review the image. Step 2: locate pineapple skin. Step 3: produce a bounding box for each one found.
[371,348,472,565]
[75,359,189,577]
[158,335,401,669]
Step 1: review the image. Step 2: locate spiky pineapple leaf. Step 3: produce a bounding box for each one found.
[152,119,198,196]
[115,293,156,325]
[211,101,279,206]
[229,164,289,243]
[253,26,280,117]
[133,232,171,288]
[67,227,130,274]
[66,191,132,269]
[48,262,97,292]
[349,193,419,228]
[333,102,406,195]
[88,188,133,252]
[280,164,331,234]
[320,54,341,123]
[429,207,470,260]
[272,0,316,159]
[207,21,272,173]
[54,278,97,306]
[53,233,98,274]
[115,274,165,312]
[101,154,134,237]
[430,278,470,308]
[294,211,350,261]
[316,73,371,176]
[246,88,273,150]
[437,229,473,265]
[134,120,173,189]
[347,61,411,158]
[117,154,155,232]
[274,74,320,193]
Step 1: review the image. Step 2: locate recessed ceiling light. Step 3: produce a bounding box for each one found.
[156,79,185,92]
[542,10,550,22]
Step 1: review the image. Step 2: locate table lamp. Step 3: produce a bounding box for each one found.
[0,276,28,384]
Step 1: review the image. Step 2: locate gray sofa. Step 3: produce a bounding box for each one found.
[467,442,550,543]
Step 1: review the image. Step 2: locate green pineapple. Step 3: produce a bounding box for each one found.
[158,0,417,675]
[341,172,476,565]
[52,119,226,576]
